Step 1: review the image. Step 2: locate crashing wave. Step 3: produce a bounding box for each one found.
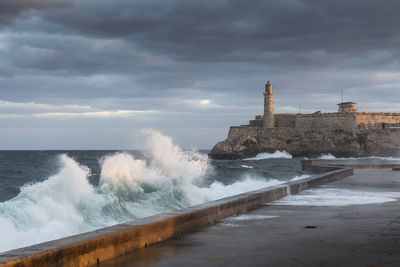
[0,130,304,252]
[244,151,293,160]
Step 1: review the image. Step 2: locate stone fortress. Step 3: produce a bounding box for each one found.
[208,81,400,159]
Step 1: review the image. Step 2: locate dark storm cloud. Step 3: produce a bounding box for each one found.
[4,0,400,81]
[43,0,400,62]
[0,0,70,25]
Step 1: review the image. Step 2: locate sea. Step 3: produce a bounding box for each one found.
[0,130,399,253]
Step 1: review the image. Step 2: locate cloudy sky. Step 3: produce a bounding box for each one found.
[0,0,399,149]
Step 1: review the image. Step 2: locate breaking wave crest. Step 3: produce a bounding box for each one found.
[244,151,292,160]
[316,154,336,160]
[0,130,304,252]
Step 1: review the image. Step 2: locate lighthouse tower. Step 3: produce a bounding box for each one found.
[263,80,275,128]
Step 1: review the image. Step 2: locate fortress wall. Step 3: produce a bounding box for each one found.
[232,113,360,132]
[389,128,400,146]
[249,119,263,127]
[351,128,400,156]
[356,113,400,129]
[254,113,358,131]
[228,126,261,140]
[295,113,356,132]
[274,114,297,128]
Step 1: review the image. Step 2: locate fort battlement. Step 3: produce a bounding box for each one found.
[209,82,400,159]
[248,112,400,130]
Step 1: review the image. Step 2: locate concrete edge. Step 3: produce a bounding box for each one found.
[316,163,400,169]
[0,167,353,267]
[301,159,400,170]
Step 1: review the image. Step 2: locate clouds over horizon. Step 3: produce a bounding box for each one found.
[0,0,400,149]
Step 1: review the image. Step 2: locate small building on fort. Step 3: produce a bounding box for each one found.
[208,81,400,159]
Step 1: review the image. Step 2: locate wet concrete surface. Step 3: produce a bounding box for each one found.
[98,169,400,267]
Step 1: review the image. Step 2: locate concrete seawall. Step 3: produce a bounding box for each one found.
[104,168,400,267]
[302,160,400,171]
[0,167,353,267]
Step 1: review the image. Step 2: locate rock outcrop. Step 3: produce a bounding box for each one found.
[209,125,400,159]
[209,135,260,160]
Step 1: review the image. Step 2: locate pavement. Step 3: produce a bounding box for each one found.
[97,169,400,267]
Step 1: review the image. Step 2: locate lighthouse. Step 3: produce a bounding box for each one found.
[263,81,275,128]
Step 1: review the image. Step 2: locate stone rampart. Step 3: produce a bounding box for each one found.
[227,126,261,141]
[295,113,356,132]
[356,113,400,129]
[274,114,297,128]
[249,119,263,127]
[249,113,358,130]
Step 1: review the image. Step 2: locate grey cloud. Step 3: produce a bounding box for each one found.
[42,0,400,62]
[0,0,70,25]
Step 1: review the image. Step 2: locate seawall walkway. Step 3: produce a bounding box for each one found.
[99,168,400,267]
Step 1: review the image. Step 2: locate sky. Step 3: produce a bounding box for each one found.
[0,0,400,150]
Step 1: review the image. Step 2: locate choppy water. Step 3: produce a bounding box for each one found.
[0,130,306,252]
[2,131,398,253]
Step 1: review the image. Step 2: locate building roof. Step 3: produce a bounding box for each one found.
[337,102,357,105]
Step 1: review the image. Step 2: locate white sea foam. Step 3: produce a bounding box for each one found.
[272,188,400,206]
[289,174,310,182]
[244,151,292,160]
[315,154,400,161]
[227,214,279,221]
[0,130,305,252]
[316,154,336,160]
[240,165,253,169]
[220,214,279,227]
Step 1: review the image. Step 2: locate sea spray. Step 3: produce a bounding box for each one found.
[316,154,336,160]
[244,151,293,160]
[0,130,306,252]
[140,129,209,185]
[0,155,108,252]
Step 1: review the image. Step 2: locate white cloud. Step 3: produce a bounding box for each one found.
[0,100,90,112]
[0,99,159,118]
[33,109,158,118]
[200,99,211,105]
